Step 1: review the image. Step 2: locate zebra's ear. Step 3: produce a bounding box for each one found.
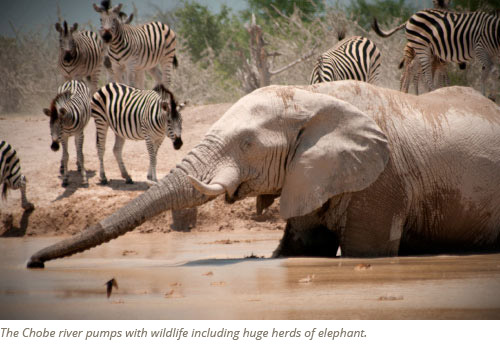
[70,23,78,33]
[177,100,188,112]
[43,108,51,117]
[93,3,103,13]
[55,23,62,33]
[112,4,123,13]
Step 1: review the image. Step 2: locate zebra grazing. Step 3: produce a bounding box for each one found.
[399,43,450,94]
[93,0,177,89]
[372,9,500,96]
[310,33,381,85]
[91,82,183,184]
[43,80,91,187]
[56,21,107,94]
[0,141,34,211]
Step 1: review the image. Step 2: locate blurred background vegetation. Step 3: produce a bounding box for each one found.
[0,0,498,113]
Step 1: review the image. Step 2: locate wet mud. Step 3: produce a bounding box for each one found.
[1,232,499,319]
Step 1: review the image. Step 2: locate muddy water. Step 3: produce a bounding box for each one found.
[1,231,500,319]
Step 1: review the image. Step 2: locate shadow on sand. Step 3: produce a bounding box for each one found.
[54,170,96,201]
[100,179,151,192]
[1,208,35,237]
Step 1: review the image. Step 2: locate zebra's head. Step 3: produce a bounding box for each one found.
[153,84,183,151]
[43,91,72,152]
[55,21,78,63]
[93,0,123,43]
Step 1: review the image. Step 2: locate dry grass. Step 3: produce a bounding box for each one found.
[0,7,497,115]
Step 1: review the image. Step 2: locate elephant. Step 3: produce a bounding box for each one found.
[27,81,500,268]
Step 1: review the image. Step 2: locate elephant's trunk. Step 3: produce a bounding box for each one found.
[27,167,208,268]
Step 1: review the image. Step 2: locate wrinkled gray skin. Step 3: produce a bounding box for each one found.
[27,81,500,268]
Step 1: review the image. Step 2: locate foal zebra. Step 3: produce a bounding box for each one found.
[372,9,500,96]
[310,34,381,84]
[43,80,91,187]
[56,21,107,94]
[91,82,183,184]
[93,0,177,89]
[0,141,34,210]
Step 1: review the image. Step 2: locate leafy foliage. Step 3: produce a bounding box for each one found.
[346,0,416,30]
[174,2,243,62]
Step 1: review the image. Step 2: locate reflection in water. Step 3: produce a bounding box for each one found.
[0,232,499,319]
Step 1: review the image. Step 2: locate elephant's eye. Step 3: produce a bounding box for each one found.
[239,138,252,152]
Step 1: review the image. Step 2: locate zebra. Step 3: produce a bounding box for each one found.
[91,82,183,184]
[0,140,34,211]
[310,32,381,85]
[43,80,91,187]
[372,9,500,96]
[56,20,108,94]
[399,43,450,94]
[93,0,178,89]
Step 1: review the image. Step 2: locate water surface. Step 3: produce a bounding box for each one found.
[1,232,499,319]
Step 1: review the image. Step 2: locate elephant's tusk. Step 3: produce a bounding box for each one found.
[187,175,226,196]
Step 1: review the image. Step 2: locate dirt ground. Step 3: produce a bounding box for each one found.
[0,103,285,238]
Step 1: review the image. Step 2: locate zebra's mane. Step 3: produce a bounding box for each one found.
[63,21,68,34]
[54,90,72,106]
[153,84,180,119]
[101,0,111,11]
[48,91,72,121]
[337,28,346,42]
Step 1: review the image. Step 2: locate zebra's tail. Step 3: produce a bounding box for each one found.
[173,55,178,68]
[371,18,406,38]
[399,59,405,69]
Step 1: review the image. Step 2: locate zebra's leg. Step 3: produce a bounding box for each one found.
[480,60,493,97]
[75,132,88,186]
[161,56,175,88]
[415,48,434,92]
[400,59,412,93]
[19,175,34,211]
[413,68,420,95]
[95,119,109,185]
[88,69,99,96]
[149,66,162,85]
[113,65,126,84]
[145,137,159,182]
[475,46,494,96]
[113,135,133,184]
[61,136,69,187]
[134,70,145,90]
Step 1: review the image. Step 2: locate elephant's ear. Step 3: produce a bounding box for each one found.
[280,91,389,219]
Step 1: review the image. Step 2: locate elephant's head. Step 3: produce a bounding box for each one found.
[27,86,389,268]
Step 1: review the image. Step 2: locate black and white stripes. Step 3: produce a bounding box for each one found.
[93,0,177,89]
[56,21,106,94]
[310,36,381,85]
[373,9,500,95]
[43,80,91,187]
[91,82,183,184]
[0,140,34,210]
